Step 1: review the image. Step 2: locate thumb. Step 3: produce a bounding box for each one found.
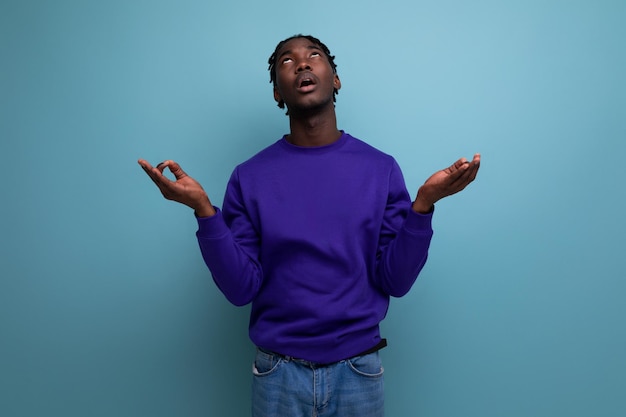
[161,161,188,180]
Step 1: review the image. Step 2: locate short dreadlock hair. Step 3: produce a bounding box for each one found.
[268,34,339,111]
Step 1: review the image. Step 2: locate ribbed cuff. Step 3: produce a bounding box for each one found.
[404,206,434,233]
[195,207,229,238]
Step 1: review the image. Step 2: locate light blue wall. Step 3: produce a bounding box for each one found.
[1,1,624,416]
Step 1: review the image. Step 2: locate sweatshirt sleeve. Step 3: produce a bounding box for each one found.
[195,168,263,306]
[375,160,434,297]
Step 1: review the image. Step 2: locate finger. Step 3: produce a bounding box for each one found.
[144,168,166,189]
[466,166,479,185]
[443,159,470,183]
[464,154,481,182]
[165,161,188,180]
[452,157,469,170]
[138,159,157,171]
[451,158,480,189]
[140,162,163,181]
[140,161,177,190]
[153,160,188,181]
[155,160,171,174]
[448,154,479,179]
[138,159,160,183]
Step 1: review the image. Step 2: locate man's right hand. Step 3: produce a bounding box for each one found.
[138,159,216,217]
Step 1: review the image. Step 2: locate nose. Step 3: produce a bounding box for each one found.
[295,59,311,72]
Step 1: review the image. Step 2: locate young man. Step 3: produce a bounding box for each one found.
[139,34,480,417]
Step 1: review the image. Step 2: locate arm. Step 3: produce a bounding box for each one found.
[138,159,262,305]
[374,162,434,297]
[196,168,263,306]
[375,154,481,297]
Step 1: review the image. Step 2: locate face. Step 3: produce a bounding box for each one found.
[273,37,341,113]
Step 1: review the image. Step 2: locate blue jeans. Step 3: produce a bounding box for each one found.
[251,348,384,417]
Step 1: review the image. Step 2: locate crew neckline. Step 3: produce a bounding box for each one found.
[280,130,348,153]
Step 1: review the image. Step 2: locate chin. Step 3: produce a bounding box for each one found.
[288,98,333,115]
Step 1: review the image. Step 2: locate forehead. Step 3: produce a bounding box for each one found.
[276,37,323,58]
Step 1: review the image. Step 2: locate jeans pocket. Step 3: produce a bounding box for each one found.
[252,348,283,377]
[346,352,384,378]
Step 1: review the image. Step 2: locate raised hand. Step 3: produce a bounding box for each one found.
[138,159,216,217]
[412,153,481,213]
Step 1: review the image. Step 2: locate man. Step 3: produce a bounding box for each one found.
[139,34,480,417]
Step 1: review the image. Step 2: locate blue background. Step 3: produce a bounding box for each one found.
[1,1,624,416]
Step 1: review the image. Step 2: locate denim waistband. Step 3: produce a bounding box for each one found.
[258,338,387,368]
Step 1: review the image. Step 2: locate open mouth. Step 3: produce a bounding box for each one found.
[296,73,317,91]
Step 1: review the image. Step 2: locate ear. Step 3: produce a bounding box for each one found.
[273,86,282,103]
[333,74,341,91]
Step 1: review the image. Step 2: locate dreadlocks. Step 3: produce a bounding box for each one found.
[268,34,339,111]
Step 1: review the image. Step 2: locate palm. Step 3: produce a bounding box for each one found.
[413,154,480,212]
[165,175,204,202]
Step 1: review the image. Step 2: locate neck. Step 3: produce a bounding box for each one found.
[286,104,341,147]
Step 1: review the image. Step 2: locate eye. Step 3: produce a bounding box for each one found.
[282,57,293,64]
[311,52,321,58]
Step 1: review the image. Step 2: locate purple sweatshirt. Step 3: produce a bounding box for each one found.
[196,132,433,363]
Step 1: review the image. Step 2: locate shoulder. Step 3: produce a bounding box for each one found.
[231,139,285,175]
[243,139,284,163]
[343,133,400,169]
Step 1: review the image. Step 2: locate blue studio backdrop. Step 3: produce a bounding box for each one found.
[1,1,625,416]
